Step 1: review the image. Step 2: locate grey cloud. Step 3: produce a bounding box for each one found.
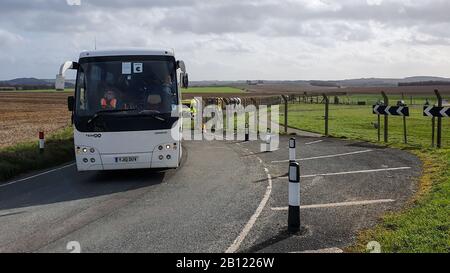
[0,29,24,48]
[1,0,450,80]
[2,0,450,41]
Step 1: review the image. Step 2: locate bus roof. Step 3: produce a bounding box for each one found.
[79,49,175,58]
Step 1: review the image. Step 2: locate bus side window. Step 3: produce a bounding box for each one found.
[77,70,87,111]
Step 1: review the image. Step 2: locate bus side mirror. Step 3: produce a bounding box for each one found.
[68,96,75,112]
[181,73,189,89]
[55,74,65,91]
[177,60,186,73]
[56,61,79,91]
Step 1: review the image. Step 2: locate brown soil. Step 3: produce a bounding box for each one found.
[0,92,72,148]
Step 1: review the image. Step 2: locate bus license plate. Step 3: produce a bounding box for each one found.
[115,156,138,163]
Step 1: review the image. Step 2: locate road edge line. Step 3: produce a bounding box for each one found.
[0,163,76,188]
[226,162,272,253]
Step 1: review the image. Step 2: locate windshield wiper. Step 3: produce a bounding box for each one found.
[137,110,168,121]
[87,108,138,126]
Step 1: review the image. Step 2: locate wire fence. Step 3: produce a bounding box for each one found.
[280,92,450,148]
[194,91,450,148]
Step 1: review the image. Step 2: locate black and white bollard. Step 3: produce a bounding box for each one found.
[265,129,272,152]
[289,138,296,162]
[39,131,45,153]
[245,123,249,142]
[288,161,300,232]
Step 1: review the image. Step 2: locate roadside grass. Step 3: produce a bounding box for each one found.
[280,102,450,253]
[347,148,450,253]
[182,87,245,94]
[0,127,74,182]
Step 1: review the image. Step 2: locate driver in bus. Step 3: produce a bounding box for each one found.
[144,75,174,113]
[100,88,119,110]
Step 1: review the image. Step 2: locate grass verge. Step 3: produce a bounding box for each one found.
[348,147,450,253]
[281,103,450,253]
[0,127,74,182]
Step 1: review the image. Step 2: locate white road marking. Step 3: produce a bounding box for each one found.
[271,199,395,211]
[293,247,344,253]
[271,207,290,211]
[298,167,411,179]
[305,140,323,145]
[0,163,76,189]
[271,149,373,163]
[226,162,272,253]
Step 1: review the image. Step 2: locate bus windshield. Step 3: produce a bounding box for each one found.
[75,56,178,117]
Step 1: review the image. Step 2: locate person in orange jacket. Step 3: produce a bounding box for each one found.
[100,88,118,110]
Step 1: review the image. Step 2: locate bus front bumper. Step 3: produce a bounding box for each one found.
[75,151,179,171]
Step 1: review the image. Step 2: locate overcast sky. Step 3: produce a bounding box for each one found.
[1,0,450,80]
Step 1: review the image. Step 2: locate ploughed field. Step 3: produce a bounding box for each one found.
[0,92,72,148]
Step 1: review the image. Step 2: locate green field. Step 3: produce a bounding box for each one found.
[280,103,450,147]
[280,100,450,253]
[182,86,245,94]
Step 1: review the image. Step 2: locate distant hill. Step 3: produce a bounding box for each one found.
[398,81,450,87]
[193,76,450,88]
[0,77,75,90]
[1,78,51,86]
[401,76,450,82]
[304,76,450,88]
[42,78,76,87]
[2,76,450,90]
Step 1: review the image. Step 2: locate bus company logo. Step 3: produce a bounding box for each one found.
[86,134,102,138]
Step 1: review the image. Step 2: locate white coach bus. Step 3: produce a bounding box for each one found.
[56,49,188,171]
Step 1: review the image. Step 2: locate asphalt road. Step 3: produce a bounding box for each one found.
[0,135,421,253]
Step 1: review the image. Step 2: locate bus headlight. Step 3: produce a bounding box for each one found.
[82,148,88,153]
[166,145,171,149]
